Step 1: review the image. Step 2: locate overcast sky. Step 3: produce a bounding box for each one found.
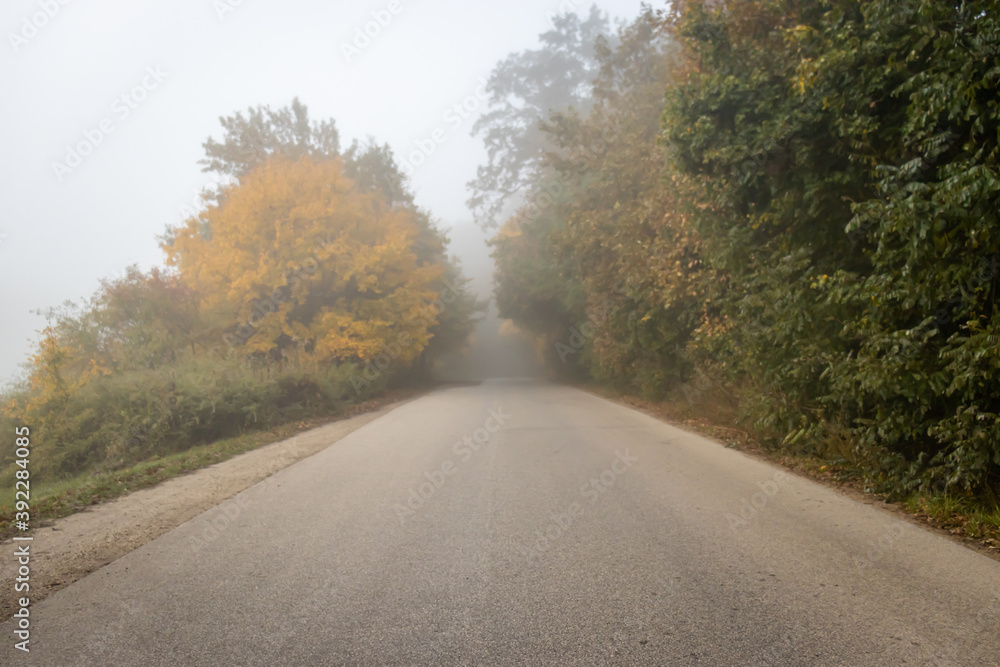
[0,0,653,384]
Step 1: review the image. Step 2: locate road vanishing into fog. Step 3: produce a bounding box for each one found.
[4,379,1000,666]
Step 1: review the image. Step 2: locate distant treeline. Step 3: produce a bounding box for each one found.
[479,2,999,497]
[1,100,480,481]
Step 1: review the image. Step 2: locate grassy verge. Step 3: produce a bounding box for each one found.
[586,382,1000,557]
[0,388,418,542]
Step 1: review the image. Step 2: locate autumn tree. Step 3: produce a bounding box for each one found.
[190,100,482,372]
[490,9,703,391]
[5,100,480,481]
[163,156,448,366]
[200,97,341,181]
[541,8,703,392]
[8,267,200,474]
[483,1,1000,505]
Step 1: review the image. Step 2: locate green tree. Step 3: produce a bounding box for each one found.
[812,0,1000,493]
[661,0,865,438]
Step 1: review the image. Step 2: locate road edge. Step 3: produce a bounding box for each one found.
[580,383,1000,565]
[0,389,428,622]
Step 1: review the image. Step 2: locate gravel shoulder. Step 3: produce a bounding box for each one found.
[0,396,415,622]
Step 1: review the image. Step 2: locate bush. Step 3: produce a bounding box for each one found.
[0,354,389,486]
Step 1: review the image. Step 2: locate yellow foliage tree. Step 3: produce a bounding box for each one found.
[163,157,443,363]
[18,325,110,430]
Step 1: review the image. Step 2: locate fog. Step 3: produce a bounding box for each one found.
[434,223,543,382]
[0,0,647,384]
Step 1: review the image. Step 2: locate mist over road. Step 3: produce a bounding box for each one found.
[4,380,999,665]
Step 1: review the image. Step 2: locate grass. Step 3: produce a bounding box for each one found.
[0,388,415,542]
[904,493,1000,547]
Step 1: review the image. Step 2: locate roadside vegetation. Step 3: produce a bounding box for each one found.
[478,2,1000,546]
[0,389,414,541]
[0,100,481,525]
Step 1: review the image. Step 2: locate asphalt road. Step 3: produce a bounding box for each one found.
[4,379,1000,666]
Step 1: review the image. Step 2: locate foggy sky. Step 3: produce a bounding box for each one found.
[0,0,652,384]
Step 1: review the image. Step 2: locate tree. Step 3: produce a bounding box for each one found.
[490,8,702,391]
[492,195,589,373]
[343,138,414,209]
[184,99,483,373]
[813,0,1000,493]
[488,0,1000,497]
[542,8,703,393]
[200,97,341,181]
[660,0,866,438]
[164,156,446,364]
[468,6,611,229]
[5,100,483,482]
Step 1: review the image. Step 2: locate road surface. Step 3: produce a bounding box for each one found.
[4,380,999,665]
